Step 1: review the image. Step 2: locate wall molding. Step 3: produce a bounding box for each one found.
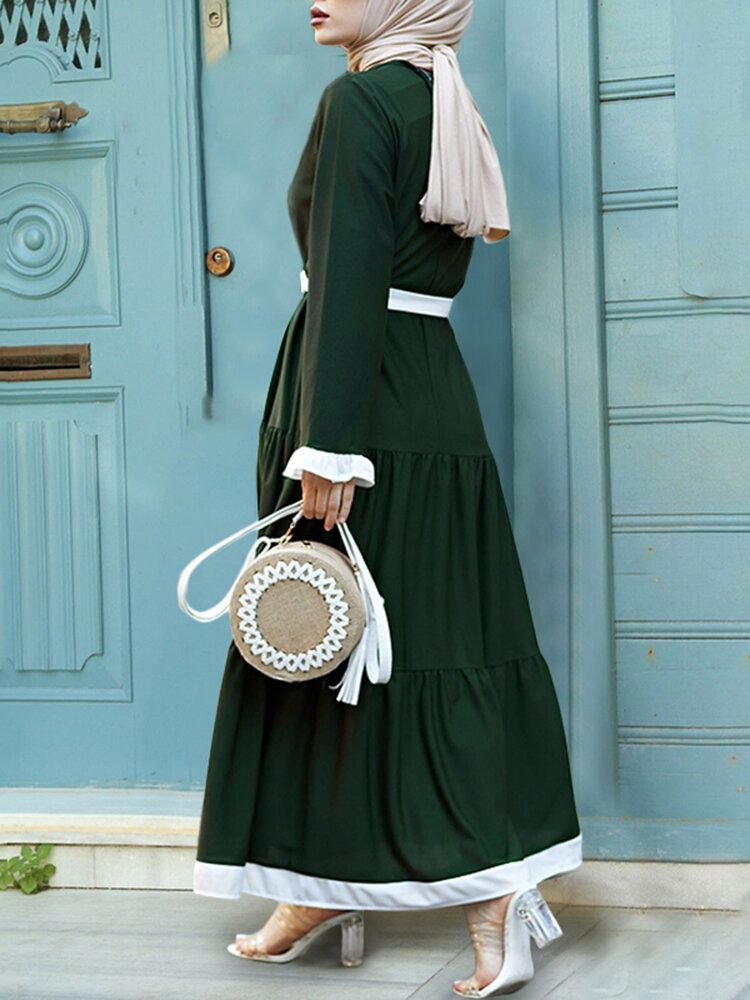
[616,621,750,640]
[619,725,750,746]
[608,403,750,425]
[612,514,750,533]
[165,0,210,428]
[607,297,750,319]
[602,187,677,212]
[599,74,675,101]
[557,0,617,814]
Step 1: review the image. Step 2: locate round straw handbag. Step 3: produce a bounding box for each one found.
[176,500,392,706]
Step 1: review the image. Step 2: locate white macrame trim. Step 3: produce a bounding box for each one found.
[236,558,351,673]
[193,832,583,909]
[282,446,375,488]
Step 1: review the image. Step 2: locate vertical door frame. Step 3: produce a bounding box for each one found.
[166,0,211,427]
[505,0,619,828]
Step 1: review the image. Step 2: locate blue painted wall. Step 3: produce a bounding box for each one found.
[507,0,750,861]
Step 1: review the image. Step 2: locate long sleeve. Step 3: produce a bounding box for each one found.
[295,74,397,459]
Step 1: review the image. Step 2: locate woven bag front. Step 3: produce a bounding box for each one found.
[229,538,366,682]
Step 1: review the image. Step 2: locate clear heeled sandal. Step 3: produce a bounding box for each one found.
[227,902,365,966]
[452,886,562,998]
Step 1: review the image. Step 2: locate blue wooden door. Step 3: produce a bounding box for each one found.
[0,2,511,788]
[0,0,212,785]
[507,0,750,860]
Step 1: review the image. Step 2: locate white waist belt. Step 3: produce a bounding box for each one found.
[299,269,453,318]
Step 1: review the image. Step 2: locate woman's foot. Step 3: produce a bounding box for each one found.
[452,893,515,995]
[235,902,350,957]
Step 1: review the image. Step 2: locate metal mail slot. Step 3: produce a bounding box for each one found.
[0,344,91,381]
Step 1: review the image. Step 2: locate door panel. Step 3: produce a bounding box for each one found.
[0,387,129,701]
[0,1,211,784]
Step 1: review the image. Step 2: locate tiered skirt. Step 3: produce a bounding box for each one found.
[193,301,582,908]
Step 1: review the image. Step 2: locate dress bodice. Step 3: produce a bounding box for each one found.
[287,59,473,302]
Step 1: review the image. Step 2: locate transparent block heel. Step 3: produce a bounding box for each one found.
[340,912,365,967]
[514,887,562,948]
[229,907,365,965]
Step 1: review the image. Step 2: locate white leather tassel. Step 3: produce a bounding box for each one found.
[329,625,369,704]
[328,534,392,705]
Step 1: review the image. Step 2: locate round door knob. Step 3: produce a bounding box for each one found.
[205,246,234,276]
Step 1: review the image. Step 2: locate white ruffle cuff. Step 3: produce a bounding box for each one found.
[282,446,375,488]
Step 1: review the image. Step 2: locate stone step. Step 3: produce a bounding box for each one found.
[2,789,747,909]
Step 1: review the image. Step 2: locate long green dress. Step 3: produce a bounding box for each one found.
[193,59,582,909]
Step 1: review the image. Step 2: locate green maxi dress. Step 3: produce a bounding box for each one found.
[193,59,582,910]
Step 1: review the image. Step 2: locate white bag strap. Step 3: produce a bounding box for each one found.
[176,499,392,705]
[176,500,303,623]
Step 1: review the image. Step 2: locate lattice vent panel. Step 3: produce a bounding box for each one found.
[0,0,106,77]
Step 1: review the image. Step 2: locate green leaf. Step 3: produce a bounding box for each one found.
[19,875,38,894]
[36,844,53,860]
[0,874,13,890]
[20,845,33,860]
[7,857,23,872]
[41,864,56,879]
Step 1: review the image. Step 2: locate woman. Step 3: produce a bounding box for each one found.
[192,1,582,996]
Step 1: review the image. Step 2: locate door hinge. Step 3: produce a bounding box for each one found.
[203,0,230,64]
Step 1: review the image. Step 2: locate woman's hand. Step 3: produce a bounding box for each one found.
[300,471,356,531]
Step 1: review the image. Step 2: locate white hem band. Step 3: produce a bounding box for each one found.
[193,832,582,910]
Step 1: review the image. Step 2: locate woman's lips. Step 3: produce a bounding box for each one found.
[310,5,329,25]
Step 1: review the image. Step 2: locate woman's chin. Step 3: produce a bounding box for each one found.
[312,26,349,46]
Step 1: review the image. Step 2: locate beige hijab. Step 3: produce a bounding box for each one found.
[346,0,510,244]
